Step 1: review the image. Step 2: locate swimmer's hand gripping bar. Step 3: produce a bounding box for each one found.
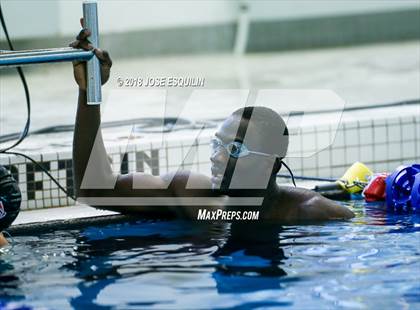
[0,1,101,105]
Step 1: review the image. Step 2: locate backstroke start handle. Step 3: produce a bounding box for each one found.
[83,1,101,105]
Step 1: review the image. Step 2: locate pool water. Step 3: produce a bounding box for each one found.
[1,201,419,309]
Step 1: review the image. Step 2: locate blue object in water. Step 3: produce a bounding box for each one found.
[412,173,420,210]
[386,164,420,212]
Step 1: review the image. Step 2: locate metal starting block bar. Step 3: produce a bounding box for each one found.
[0,48,94,67]
[0,1,101,105]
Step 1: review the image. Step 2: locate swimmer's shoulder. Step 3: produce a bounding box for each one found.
[275,186,355,222]
[113,170,211,195]
[164,170,212,194]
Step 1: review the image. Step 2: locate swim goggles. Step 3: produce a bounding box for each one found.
[210,137,296,186]
[210,137,274,159]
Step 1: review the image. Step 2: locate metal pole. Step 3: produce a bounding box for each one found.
[83,0,101,105]
[0,1,102,105]
[0,48,93,67]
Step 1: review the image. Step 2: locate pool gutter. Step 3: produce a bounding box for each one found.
[8,205,128,236]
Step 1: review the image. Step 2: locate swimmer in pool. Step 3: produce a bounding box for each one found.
[71,27,354,223]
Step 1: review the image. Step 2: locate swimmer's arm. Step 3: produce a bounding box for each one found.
[278,187,355,222]
[73,88,115,197]
[73,99,210,194]
[71,28,211,204]
[73,90,172,198]
[71,28,114,198]
[298,194,355,221]
[71,27,177,200]
[70,29,160,201]
[87,171,211,214]
[113,170,211,197]
[73,78,209,203]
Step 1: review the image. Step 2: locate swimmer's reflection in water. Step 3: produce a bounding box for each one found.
[66,221,288,308]
[71,25,354,223]
[212,222,288,297]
